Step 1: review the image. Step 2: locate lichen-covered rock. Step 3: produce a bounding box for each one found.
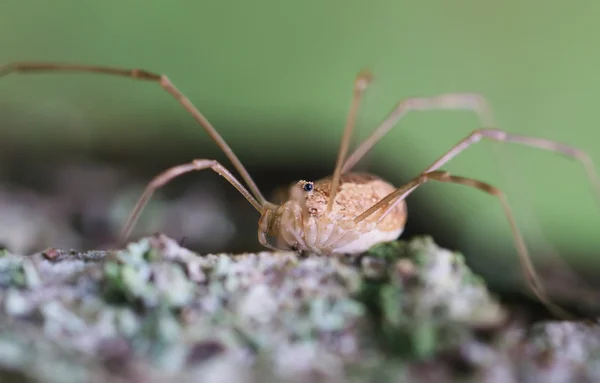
[517,321,600,383]
[0,234,594,382]
[360,238,507,359]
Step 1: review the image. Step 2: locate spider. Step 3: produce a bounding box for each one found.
[1,63,598,318]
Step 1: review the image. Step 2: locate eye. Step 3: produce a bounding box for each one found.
[303,182,314,192]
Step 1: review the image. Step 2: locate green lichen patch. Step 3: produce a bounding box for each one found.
[357,236,506,359]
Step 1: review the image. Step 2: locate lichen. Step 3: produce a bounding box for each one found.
[0,234,594,382]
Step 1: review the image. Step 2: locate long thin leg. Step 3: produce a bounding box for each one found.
[341,93,494,173]
[425,128,600,196]
[326,70,373,212]
[120,159,263,243]
[382,128,600,217]
[353,170,571,319]
[0,62,268,206]
[340,90,600,216]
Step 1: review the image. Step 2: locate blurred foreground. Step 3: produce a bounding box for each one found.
[0,234,598,383]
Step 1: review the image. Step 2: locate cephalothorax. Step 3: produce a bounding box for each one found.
[1,63,599,319]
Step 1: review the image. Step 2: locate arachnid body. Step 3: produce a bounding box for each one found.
[1,63,599,318]
[265,172,407,255]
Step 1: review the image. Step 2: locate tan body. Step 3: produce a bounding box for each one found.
[260,173,406,254]
[3,63,598,319]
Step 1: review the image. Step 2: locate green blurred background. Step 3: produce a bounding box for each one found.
[0,1,599,300]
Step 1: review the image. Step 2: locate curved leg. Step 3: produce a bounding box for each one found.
[258,209,279,251]
[121,159,262,244]
[353,170,572,319]
[421,128,600,203]
[342,93,494,173]
[338,87,599,211]
[376,128,600,219]
[0,62,267,205]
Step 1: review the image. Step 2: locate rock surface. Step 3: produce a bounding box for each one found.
[0,235,596,383]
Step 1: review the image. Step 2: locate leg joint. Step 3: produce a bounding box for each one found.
[477,127,507,140]
[131,69,161,81]
[192,159,218,168]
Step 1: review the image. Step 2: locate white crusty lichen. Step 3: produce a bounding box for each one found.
[0,234,593,383]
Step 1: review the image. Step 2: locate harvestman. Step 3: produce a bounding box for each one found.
[1,63,599,318]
